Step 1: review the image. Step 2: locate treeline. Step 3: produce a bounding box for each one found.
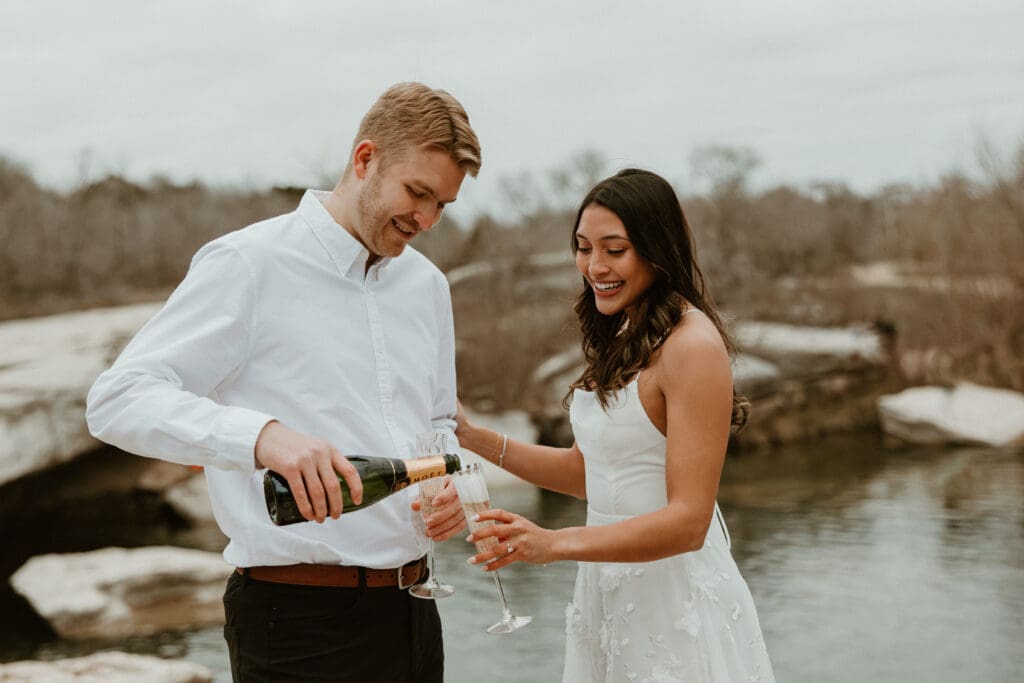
[1,143,1021,393]
[0,161,295,318]
[452,144,1024,399]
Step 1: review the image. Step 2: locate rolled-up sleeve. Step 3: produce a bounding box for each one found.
[86,241,275,472]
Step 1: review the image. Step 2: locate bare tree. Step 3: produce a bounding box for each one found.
[689,145,761,198]
[498,170,548,218]
[976,135,1024,237]
[547,148,608,208]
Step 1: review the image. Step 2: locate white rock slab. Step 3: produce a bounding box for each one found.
[734,321,886,371]
[0,304,161,486]
[732,353,781,396]
[877,383,1024,447]
[534,322,881,397]
[9,546,231,640]
[0,651,211,683]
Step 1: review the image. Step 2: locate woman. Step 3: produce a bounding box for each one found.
[456,169,774,682]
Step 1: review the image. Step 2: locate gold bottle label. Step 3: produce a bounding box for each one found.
[405,456,448,484]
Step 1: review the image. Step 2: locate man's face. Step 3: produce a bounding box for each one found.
[354,146,466,262]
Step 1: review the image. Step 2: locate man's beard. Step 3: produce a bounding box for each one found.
[356,172,388,252]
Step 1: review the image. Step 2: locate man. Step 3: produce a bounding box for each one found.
[86,82,481,682]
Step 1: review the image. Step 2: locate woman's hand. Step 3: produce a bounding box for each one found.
[465,508,559,571]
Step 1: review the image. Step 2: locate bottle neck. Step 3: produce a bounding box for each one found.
[405,456,449,484]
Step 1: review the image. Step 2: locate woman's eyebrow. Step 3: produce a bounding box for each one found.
[576,232,631,242]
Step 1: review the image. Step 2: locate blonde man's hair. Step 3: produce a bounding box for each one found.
[346,82,481,178]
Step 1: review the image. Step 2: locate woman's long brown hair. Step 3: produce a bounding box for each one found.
[565,169,749,429]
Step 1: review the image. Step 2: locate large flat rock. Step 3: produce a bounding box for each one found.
[9,546,231,640]
[731,353,782,397]
[0,304,161,486]
[877,383,1024,447]
[527,322,893,449]
[0,651,211,683]
[733,321,888,376]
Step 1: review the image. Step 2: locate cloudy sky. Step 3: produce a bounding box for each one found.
[2,0,1021,221]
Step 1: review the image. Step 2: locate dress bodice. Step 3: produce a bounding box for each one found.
[570,378,669,517]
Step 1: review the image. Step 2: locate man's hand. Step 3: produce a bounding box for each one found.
[254,420,363,523]
[411,478,467,541]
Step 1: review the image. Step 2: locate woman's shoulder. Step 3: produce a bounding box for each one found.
[652,309,730,380]
[663,308,727,354]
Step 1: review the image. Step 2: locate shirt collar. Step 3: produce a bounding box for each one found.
[299,190,393,280]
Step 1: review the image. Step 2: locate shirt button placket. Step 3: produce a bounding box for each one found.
[364,281,402,455]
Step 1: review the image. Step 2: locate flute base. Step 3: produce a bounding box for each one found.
[486,614,532,634]
[409,580,455,600]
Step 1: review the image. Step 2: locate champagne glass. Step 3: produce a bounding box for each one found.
[451,462,532,634]
[409,431,455,600]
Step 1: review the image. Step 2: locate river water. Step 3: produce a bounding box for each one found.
[3,434,1022,681]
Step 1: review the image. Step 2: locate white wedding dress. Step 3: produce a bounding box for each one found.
[563,378,774,682]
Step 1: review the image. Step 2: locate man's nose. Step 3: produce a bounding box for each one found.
[414,203,442,230]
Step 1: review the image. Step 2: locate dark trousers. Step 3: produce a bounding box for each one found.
[223,570,443,682]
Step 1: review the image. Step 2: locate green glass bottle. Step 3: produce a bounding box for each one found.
[264,453,461,526]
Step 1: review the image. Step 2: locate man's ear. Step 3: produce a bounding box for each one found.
[352,140,377,180]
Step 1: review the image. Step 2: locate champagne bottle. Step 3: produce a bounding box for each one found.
[264,453,461,526]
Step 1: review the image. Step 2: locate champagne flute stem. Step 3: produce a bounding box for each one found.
[491,570,513,618]
[427,538,436,584]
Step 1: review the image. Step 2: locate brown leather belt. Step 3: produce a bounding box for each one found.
[237,556,427,589]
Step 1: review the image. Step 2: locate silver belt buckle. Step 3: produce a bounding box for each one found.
[397,562,414,590]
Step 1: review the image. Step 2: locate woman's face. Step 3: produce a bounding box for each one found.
[575,203,656,319]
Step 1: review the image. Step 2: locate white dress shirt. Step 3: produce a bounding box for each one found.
[87,190,459,569]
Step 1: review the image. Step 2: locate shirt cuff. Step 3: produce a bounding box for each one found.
[217,407,277,472]
[431,422,460,454]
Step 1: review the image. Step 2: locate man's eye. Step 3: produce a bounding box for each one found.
[407,186,425,198]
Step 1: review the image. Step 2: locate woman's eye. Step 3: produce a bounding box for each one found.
[576,247,592,254]
[606,249,625,255]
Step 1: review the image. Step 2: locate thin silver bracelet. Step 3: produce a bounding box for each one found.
[498,433,508,469]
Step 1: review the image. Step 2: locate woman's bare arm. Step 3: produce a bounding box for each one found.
[456,403,587,499]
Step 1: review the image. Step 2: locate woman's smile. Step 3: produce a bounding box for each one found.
[591,280,625,296]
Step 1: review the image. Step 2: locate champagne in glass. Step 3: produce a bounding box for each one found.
[464,500,499,553]
[409,431,455,599]
[452,462,532,634]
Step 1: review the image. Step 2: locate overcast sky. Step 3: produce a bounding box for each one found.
[2,0,1022,222]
